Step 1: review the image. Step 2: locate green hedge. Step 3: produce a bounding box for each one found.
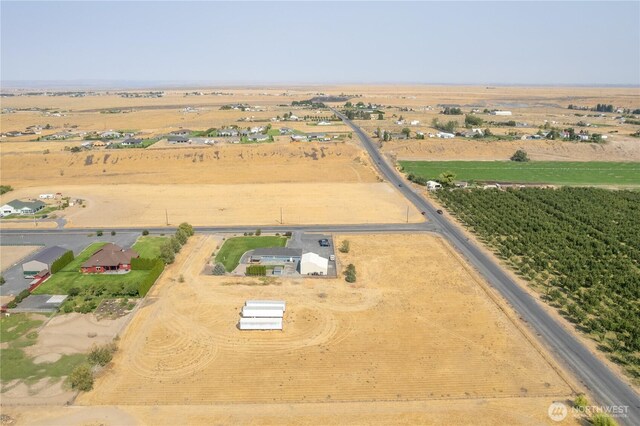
[50,250,74,274]
[131,257,159,270]
[246,265,266,276]
[138,259,164,297]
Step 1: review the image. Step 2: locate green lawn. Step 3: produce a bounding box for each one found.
[399,161,640,186]
[60,242,106,272]
[132,236,168,258]
[0,314,86,382]
[215,236,288,272]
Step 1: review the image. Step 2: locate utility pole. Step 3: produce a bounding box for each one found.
[406,205,409,223]
[280,207,283,224]
[165,209,169,226]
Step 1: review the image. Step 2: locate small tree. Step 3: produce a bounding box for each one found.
[255,228,262,236]
[110,230,116,236]
[142,229,149,236]
[574,394,588,409]
[175,228,188,245]
[160,242,175,264]
[88,343,117,366]
[0,276,5,285]
[170,236,181,253]
[339,240,350,253]
[96,230,103,236]
[344,264,357,283]
[510,149,530,162]
[401,127,411,138]
[591,413,618,426]
[438,171,457,187]
[69,364,94,391]
[178,222,194,236]
[212,262,226,275]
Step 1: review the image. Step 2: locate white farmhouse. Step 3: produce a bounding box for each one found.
[410,120,420,125]
[426,180,442,191]
[491,111,512,116]
[300,252,329,275]
[437,132,455,139]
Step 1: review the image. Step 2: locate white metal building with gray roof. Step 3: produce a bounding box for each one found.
[22,246,69,278]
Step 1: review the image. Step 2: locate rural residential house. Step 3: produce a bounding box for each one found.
[121,138,143,146]
[80,243,139,274]
[167,135,190,144]
[22,246,70,279]
[247,133,269,142]
[217,128,239,137]
[170,129,191,136]
[1,199,46,216]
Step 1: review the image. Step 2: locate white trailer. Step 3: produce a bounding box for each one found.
[245,300,286,312]
[239,317,283,330]
[241,306,284,318]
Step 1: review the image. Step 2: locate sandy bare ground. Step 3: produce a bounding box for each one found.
[72,234,574,423]
[0,221,58,230]
[383,138,640,162]
[0,245,40,272]
[0,143,377,187]
[25,312,132,358]
[4,396,583,425]
[1,183,422,228]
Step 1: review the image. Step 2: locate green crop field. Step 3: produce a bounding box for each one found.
[399,161,640,186]
[215,236,288,272]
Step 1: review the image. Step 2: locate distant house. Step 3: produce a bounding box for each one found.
[249,126,264,134]
[491,111,512,116]
[80,243,138,274]
[307,133,328,141]
[290,134,308,142]
[1,199,46,216]
[410,120,420,125]
[92,140,109,147]
[288,114,299,121]
[217,128,239,137]
[437,132,455,139]
[317,121,331,126]
[100,131,122,139]
[247,133,269,142]
[121,138,143,146]
[395,120,405,125]
[390,133,408,140]
[170,129,191,136]
[250,248,302,263]
[279,127,294,135]
[22,246,69,279]
[167,135,190,144]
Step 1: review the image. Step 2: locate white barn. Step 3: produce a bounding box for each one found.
[241,306,284,318]
[239,317,283,330]
[300,252,328,275]
[426,180,442,191]
[492,110,512,116]
[245,300,286,311]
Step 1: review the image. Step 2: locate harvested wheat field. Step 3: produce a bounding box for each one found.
[0,143,376,187]
[1,183,420,227]
[383,138,640,162]
[75,234,574,424]
[0,245,40,272]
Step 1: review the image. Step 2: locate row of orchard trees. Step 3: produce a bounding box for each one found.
[436,187,640,378]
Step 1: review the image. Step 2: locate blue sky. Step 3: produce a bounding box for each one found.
[1,1,638,85]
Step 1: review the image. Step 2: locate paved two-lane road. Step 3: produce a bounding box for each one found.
[333,108,639,425]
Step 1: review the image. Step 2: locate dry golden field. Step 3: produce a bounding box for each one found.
[0,245,39,272]
[70,233,575,425]
[0,183,422,227]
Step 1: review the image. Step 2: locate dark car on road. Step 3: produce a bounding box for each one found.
[436,209,443,215]
[319,239,330,247]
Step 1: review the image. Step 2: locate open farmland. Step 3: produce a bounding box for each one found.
[400,160,640,186]
[0,245,40,272]
[1,183,422,228]
[76,234,574,422]
[436,187,640,382]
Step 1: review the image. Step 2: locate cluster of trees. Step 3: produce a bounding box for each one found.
[291,100,327,108]
[436,187,640,379]
[344,109,376,120]
[464,114,484,127]
[70,342,118,392]
[441,107,462,115]
[431,118,457,133]
[0,185,12,195]
[159,223,195,264]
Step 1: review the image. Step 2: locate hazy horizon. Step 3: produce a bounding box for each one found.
[1,1,639,87]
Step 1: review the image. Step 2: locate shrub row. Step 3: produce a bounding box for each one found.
[50,250,74,274]
[246,265,267,276]
[138,259,165,297]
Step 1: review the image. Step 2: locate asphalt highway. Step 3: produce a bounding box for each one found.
[333,108,639,425]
